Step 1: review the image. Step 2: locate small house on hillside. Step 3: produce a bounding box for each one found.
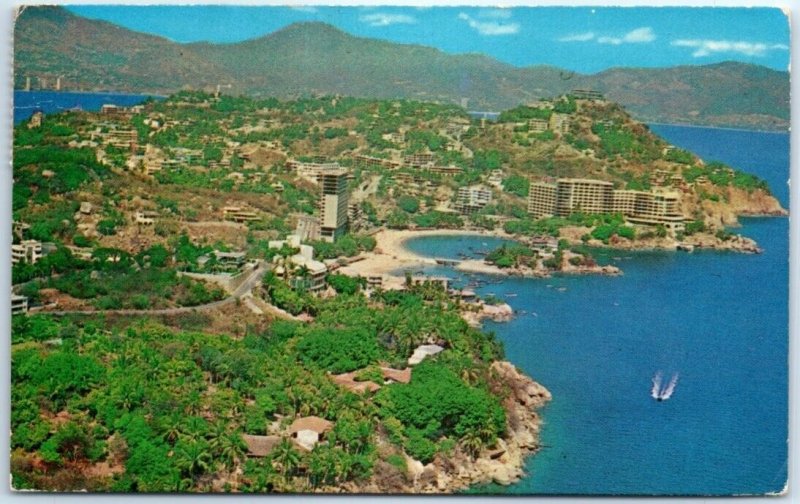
[241,434,281,458]
[288,416,333,451]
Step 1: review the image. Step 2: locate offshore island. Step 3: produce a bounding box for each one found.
[9,9,786,495]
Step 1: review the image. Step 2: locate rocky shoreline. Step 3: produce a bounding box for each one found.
[566,231,764,255]
[456,258,622,278]
[335,361,551,494]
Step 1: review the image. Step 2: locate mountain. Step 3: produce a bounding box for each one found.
[14,6,222,92]
[14,6,789,130]
[575,62,790,130]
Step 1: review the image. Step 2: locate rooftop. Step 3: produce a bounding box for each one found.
[288,416,333,436]
[241,434,281,457]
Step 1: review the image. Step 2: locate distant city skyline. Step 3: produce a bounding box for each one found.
[64,5,790,74]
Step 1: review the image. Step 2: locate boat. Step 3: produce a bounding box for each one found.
[652,371,679,401]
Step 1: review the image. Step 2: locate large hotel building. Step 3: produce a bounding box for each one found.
[319,169,350,243]
[528,178,685,232]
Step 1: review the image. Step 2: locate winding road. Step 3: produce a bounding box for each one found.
[46,261,269,317]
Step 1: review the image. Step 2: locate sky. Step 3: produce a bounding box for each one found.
[64,4,791,74]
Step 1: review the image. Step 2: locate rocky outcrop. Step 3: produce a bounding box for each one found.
[725,187,787,217]
[462,302,515,327]
[336,360,551,494]
[684,233,762,254]
[695,187,786,227]
[425,361,551,491]
[480,302,514,322]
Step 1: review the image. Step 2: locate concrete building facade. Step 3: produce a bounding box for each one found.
[528,118,549,133]
[528,182,558,218]
[11,294,29,315]
[12,240,43,265]
[528,177,685,232]
[295,214,321,242]
[455,185,493,215]
[318,169,349,243]
[555,178,614,216]
[222,206,259,222]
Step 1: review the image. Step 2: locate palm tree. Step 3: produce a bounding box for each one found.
[160,415,183,445]
[218,432,247,471]
[207,421,229,454]
[180,416,207,443]
[272,438,301,482]
[460,430,484,460]
[175,440,213,480]
[295,264,310,279]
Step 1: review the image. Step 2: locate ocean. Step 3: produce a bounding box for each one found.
[13,90,159,124]
[12,91,789,494]
[404,125,789,495]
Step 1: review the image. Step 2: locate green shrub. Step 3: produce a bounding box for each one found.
[376,361,505,456]
[397,195,420,214]
[386,453,407,473]
[684,220,706,235]
[297,327,381,374]
[503,175,530,197]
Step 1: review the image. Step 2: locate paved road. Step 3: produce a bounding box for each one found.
[46,262,269,317]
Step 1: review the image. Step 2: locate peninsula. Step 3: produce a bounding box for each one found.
[10,86,784,493]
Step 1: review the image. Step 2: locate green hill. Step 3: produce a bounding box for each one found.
[14,6,789,130]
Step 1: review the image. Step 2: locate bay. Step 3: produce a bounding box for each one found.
[406,125,788,495]
[13,90,160,124]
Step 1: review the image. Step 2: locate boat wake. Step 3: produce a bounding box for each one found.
[651,371,663,399]
[651,371,679,401]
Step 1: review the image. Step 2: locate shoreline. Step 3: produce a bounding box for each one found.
[647,121,789,134]
[337,228,517,280]
[337,360,551,494]
[14,89,167,98]
[339,226,762,284]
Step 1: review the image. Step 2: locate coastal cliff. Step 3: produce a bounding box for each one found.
[697,187,787,227]
[337,361,551,493]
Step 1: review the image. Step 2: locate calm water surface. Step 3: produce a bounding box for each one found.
[14,94,788,494]
[14,90,159,124]
[408,125,788,495]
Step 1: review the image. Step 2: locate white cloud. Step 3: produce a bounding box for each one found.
[598,27,655,45]
[623,27,656,43]
[359,13,417,27]
[672,38,789,58]
[597,36,623,45]
[559,32,595,42]
[458,12,519,36]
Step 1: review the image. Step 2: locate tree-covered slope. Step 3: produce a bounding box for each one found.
[14,7,789,129]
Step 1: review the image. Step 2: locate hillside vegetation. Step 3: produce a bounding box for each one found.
[14,6,789,130]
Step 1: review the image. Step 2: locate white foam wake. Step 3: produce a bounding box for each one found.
[659,373,679,400]
[651,371,663,399]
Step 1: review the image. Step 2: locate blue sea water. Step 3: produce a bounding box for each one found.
[406,125,789,495]
[11,91,788,494]
[13,90,160,124]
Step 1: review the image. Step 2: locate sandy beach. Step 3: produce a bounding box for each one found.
[337,228,620,282]
[337,228,514,283]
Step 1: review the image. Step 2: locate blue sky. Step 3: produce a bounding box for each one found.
[66,5,790,74]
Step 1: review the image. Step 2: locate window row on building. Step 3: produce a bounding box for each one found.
[528,178,685,232]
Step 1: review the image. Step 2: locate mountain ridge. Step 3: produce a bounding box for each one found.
[14,7,789,130]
